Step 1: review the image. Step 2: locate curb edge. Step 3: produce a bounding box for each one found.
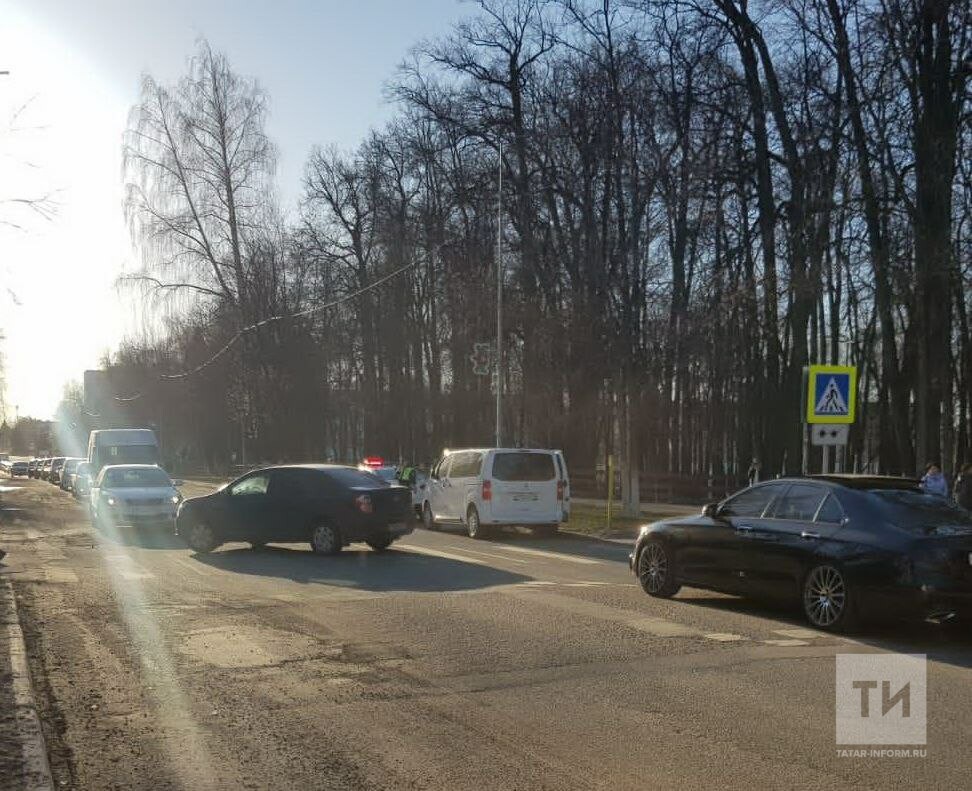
[1,577,55,791]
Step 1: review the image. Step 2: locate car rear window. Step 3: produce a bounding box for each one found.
[871,489,972,531]
[491,453,555,482]
[324,468,390,488]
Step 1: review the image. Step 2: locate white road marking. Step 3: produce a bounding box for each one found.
[761,639,810,647]
[101,551,155,582]
[273,590,383,603]
[506,588,699,637]
[494,545,601,565]
[704,632,747,642]
[772,628,822,640]
[400,545,490,566]
[169,557,205,577]
[451,547,530,565]
[119,569,154,581]
[43,567,79,584]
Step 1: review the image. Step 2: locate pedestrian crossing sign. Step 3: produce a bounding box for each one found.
[806,365,857,424]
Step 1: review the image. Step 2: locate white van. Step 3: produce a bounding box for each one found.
[87,429,160,478]
[421,448,570,538]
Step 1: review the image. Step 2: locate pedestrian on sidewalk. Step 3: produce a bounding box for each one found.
[920,462,949,498]
[954,463,972,511]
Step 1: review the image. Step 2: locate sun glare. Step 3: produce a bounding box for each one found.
[1,6,132,420]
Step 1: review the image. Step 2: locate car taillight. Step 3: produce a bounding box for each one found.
[482,480,492,501]
[557,480,564,501]
[355,494,373,514]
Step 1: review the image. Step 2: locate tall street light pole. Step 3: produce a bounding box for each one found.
[495,140,503,447]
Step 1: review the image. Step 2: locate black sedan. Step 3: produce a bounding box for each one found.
[630,475,972,631]
[176,464,415,555]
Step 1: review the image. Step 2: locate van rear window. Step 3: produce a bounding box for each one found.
[491,453,555,482]
[105,445,159,465]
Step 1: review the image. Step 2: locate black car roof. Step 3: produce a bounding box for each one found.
[806,474,921,491]
[243,463,370,474]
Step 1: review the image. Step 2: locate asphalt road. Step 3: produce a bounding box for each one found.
[2,478,972,790]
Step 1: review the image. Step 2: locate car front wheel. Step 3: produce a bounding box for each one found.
[186,520,220,554]
[311,523,342,555]
[637,540,681,598]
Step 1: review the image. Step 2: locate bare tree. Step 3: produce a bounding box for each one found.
[124,41,277,320]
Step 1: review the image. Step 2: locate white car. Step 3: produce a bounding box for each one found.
[421,448,570,538]
[89,464,183,529]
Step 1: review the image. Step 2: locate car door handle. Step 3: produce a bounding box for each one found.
[800,531,821,540]
[735,524,754,534]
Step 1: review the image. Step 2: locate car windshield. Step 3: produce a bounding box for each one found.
[102,467,171,488]
[871,489,972,531]
[491,452,555,482]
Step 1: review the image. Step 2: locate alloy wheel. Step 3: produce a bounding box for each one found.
[638,542,669,594]
[803,565,846,628]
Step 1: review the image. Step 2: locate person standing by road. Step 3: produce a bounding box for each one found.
[747,458,761,487]
[920,462,949,498]
[954,463,972,511]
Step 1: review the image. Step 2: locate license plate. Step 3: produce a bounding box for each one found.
[513,494,538,502]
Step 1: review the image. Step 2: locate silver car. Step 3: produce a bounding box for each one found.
[89,464,183,529]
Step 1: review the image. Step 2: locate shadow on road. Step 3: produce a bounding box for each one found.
[679,589,972,670]
[191,544,533,592]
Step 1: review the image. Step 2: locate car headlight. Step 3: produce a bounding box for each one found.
[106,497,117,506]
[170,495,181,505]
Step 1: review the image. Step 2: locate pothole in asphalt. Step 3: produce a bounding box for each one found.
[178,625,371,673]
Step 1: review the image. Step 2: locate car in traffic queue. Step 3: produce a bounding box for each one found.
[10,460,29,477]
[48,456,67,485]
[72,461,93,499]
[421,448,571,538]
[89,464,183,529]
[27,459,39,478]
[39,458,54,481]
[59,458,84,491]
[357,457,400,483]
[176,464,414,555]
[630,475,972,631]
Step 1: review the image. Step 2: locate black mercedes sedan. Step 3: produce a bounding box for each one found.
[630,475,972,631]
[177,464,414,555]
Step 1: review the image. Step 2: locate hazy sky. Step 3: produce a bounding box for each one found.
[0,0,465,420]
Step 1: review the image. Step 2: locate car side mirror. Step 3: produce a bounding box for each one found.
[702,502,721,519]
